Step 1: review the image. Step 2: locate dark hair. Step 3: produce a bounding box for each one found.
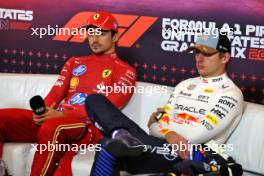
[219,52,225,59]
[99,29,116,37]
[219,52,230,68]
[111,30,116,37]
[86,25,116,36]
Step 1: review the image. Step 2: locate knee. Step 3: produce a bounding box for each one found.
[86,94,106,106]
[0,119,6,129]
[0,116,10,132]
[0,131,4,142]
[85,94,107,112]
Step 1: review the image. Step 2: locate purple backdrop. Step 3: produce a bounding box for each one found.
[0,0,263,104]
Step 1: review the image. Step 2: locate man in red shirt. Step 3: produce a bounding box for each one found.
[0,11,136,176]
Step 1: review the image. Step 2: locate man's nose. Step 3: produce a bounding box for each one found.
[90,35,99,42]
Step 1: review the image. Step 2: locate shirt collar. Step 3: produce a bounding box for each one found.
[92,52,117,60]
[200,73,228,84]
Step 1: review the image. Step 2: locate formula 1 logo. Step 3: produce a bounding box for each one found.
[52,12,158,47]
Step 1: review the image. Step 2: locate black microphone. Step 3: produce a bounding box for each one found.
[29,95,46,115]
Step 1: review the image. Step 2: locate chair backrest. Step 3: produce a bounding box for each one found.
[0,73,263,174]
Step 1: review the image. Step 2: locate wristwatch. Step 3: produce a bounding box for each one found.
[155,112,166,121]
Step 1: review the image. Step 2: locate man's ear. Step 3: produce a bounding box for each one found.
[222,52,230,64]
[112,32,119,43]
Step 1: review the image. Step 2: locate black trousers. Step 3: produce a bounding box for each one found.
[85,94,182,174]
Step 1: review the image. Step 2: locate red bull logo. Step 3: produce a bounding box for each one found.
[174,113,200,126]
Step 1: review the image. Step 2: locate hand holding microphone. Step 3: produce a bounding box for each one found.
[30,95,63,125]
[30,95,46,115]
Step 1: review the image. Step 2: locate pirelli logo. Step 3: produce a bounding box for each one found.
[52,12,158,47]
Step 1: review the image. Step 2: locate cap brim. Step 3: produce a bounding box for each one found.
[186,44,218,54]
[82,24,112,31]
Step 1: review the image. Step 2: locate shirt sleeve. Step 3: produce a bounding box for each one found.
[149,82,244,144]
[105,64,136,109]
[178,89,244,144]
[44,57,74,108]
[164,80,187,116]
[149,80,187,137]
[62,63,136,119]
